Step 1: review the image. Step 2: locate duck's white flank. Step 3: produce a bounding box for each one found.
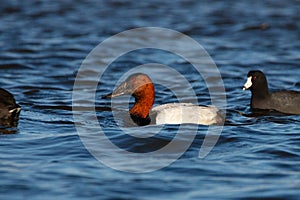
[151,103,224,125]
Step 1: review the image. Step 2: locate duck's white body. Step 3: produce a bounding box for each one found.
[151,103,224,125]
[104,73,225,126]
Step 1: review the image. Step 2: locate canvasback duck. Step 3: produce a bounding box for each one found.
[0,88,21,127]
[243,70,300,114]
[103,73,224,126]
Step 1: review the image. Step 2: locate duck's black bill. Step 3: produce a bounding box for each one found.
[102,93,113,99]
[102,92,125,99]
[102,81,129,99]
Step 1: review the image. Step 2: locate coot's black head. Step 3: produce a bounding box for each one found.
[243,70,269,95]
[0,88,21,127]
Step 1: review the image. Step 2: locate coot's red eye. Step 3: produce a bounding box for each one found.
[253,76,257,80]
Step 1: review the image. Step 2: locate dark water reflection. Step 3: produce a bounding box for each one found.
[1,0,300,199]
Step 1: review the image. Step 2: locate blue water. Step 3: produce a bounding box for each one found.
[1,0,300,199]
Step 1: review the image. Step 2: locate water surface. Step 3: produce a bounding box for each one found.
[1,0,300,199]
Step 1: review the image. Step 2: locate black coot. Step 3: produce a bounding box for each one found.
[243,70,300,114]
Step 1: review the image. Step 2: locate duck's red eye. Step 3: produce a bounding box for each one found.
[132,78,136,83]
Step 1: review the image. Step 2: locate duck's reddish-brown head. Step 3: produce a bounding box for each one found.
[103,73,155,126]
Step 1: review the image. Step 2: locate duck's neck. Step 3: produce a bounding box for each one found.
[129,84,155,126]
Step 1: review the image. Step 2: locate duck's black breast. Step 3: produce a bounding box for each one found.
[130,113,151,126]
